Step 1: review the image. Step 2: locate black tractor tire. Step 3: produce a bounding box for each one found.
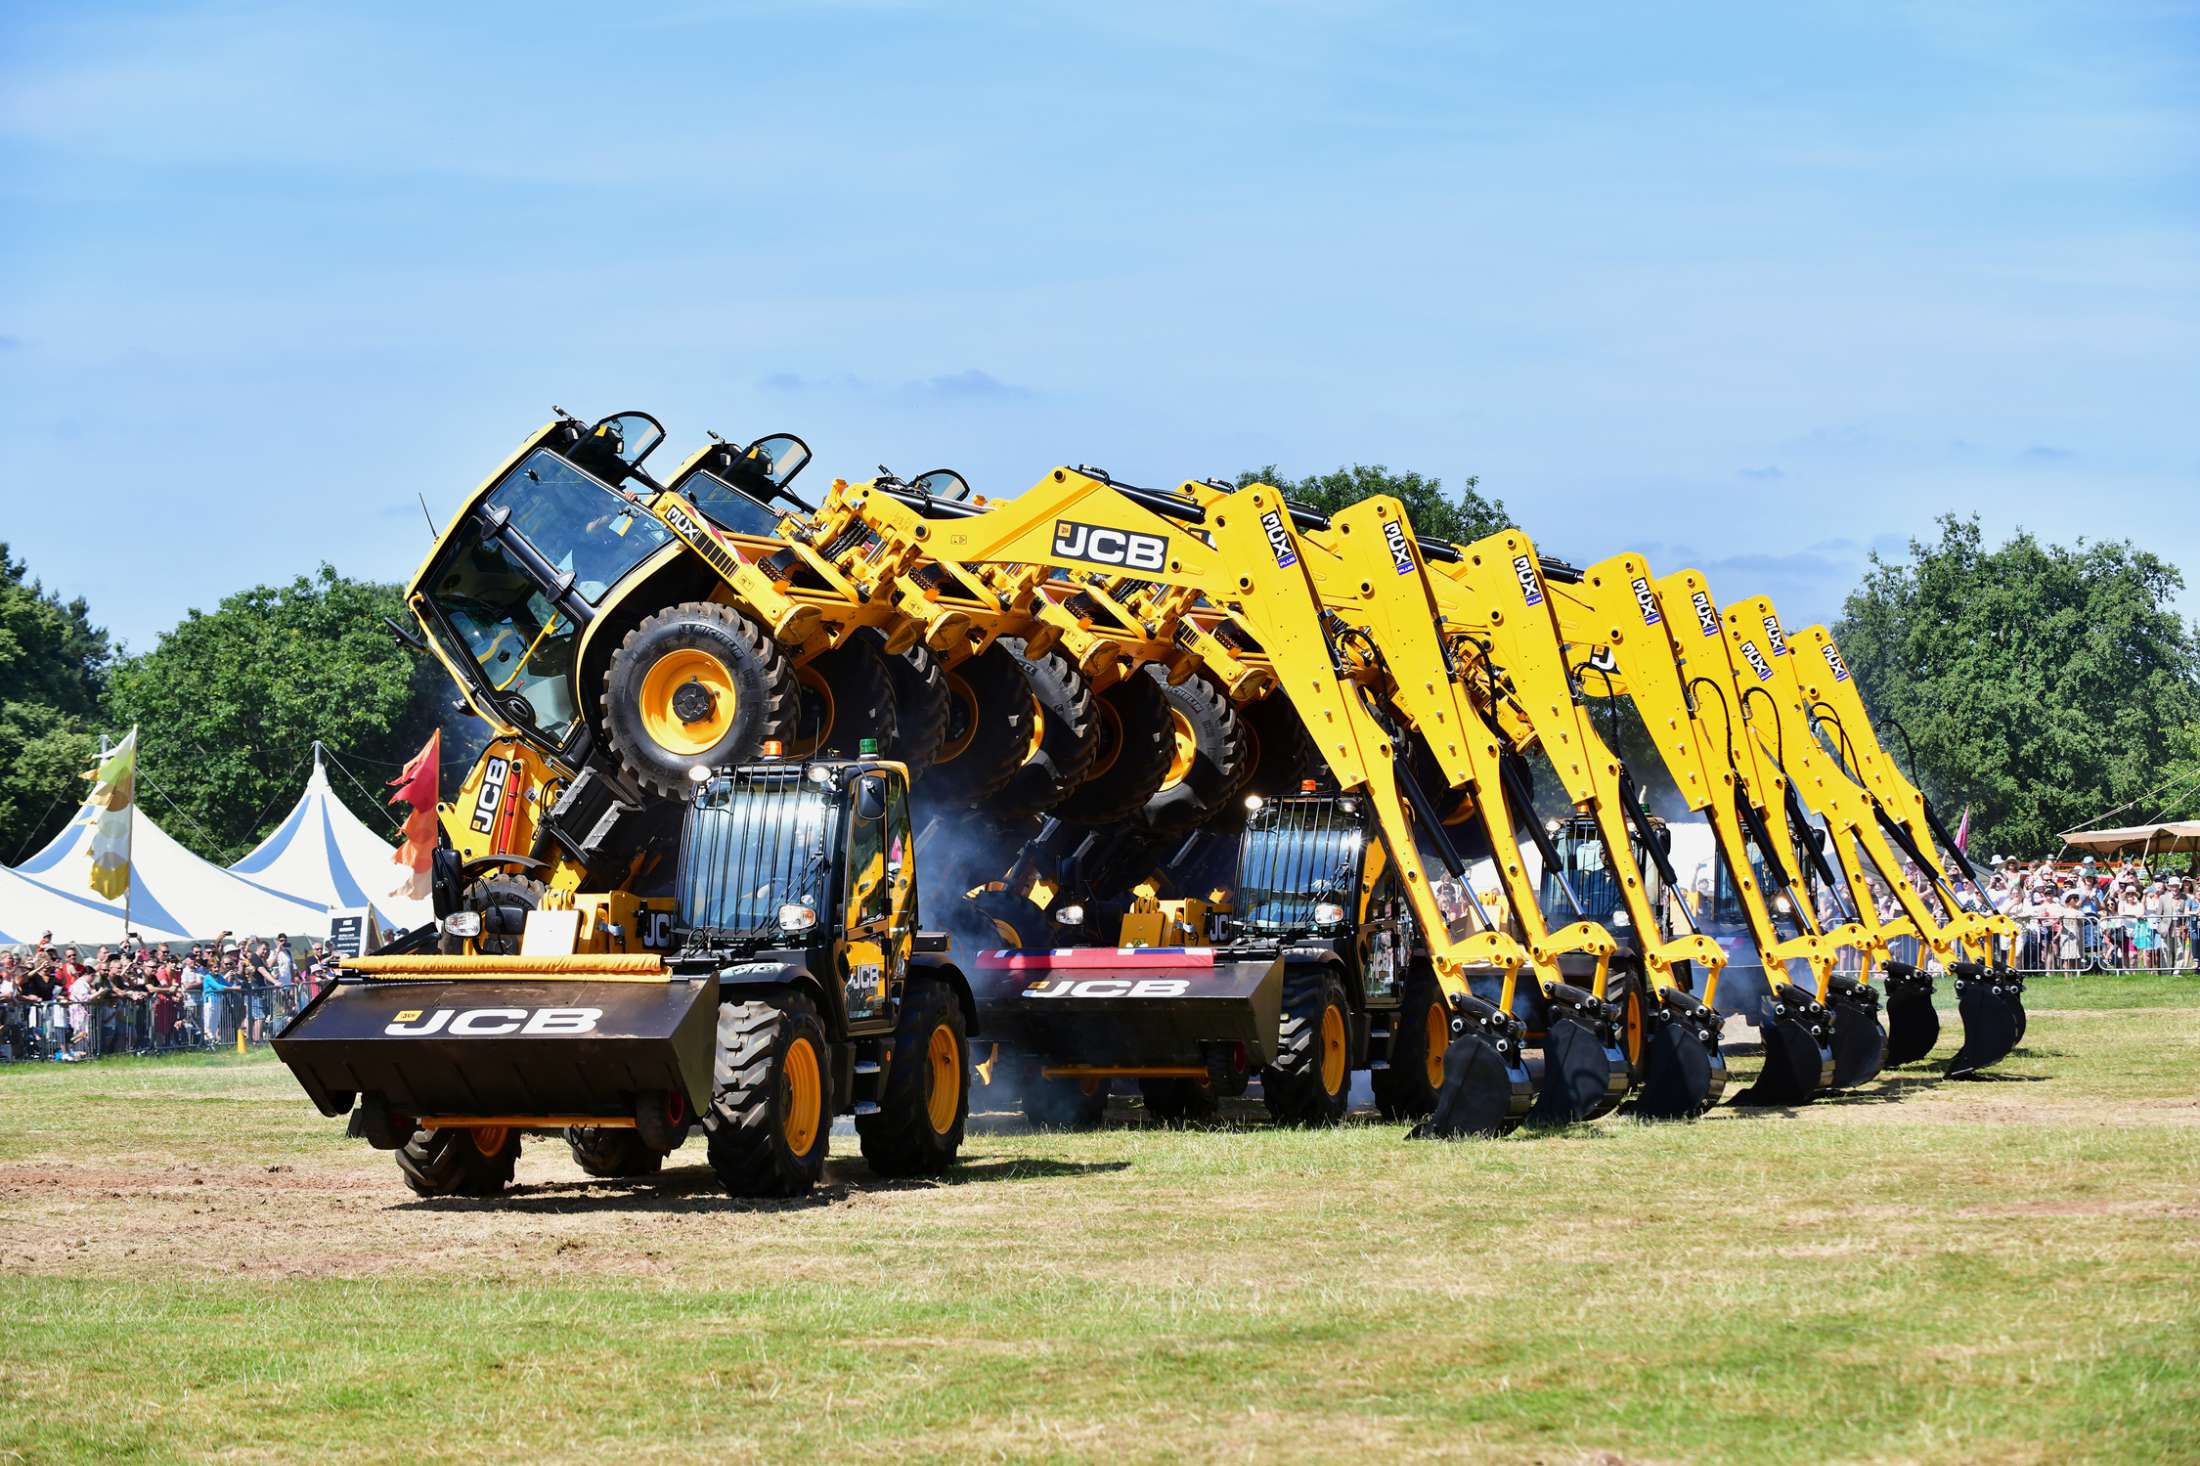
[856,978,970,1177]
[1020,1073,1110,1130]
[1139,1075,1220,1125]
[1263,968,1354,1127]
[1605,967,1651,1087]
[993,638,1101,818]
[1139,669,1249,834]
[925,644,1036,805]
[563,1125,663,1178]
[1241,694,1321,800]
[883,637,951,781]
[602,600,795,800]
[394,1126,521,1198]
[1053,667,1176,825]
[440,872,546,956]
[789,632,899,761]
[702,995,832,1198]
[1371,970,1449,1121]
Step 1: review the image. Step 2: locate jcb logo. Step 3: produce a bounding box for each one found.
[1740,640,1775,682]
[1690,591,1719,638]
[1761,613,1788,657]
[641,910,674,949]
[1051,519,1167,572]
[1382,519,1415,576]
[1022,978,1191,999]
[1511,554,1544,607]
[1630,576,1662,626]
[384,1006,603,1037]
[1259,510,1298,569]
[660,503,703,540]
[1821,643,1850,683]
[468,757,509,834]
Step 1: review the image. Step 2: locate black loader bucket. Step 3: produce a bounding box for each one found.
[1732,981,1834,1106]
[2003,967,2028,1044]
[1413,992,1533,1138]
[1524,983,1630,1129]
[1881,960,1939,1067]
[1945,962,2021,1078]
[273,956,719,1128]
[968,948,1287,1070]
[1826,973,1888,1089]
[1633,985,1727,1120]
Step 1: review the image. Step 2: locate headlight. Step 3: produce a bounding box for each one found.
[1312,902,1346,927]
[778,903,818,933]
[439,911,482,938]
[1243,794,1264,812]
[1610,909,1631,928]
[1773,894,1793,915]
[1052,903,1086,926]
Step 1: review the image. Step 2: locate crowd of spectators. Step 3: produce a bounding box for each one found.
[0,931,341,1063]
[1982,855,2200,972]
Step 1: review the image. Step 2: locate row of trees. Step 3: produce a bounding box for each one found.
[1,477,2194,868]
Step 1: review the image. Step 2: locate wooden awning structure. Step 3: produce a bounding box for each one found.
[2057,820,2200,854]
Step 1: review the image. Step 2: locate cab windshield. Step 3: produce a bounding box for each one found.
[1237,800,1362,932]
[486,450,673,601]
[677,770,832,938]
[676,469,784,539]
[1538,823,1635,931]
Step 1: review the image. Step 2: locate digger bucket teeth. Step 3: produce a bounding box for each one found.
[1827,974,1888,1090]
[1632,986,1727,1120]
[1411,994,1532,1139]
[1881,961,1940,1068]
[1523,984,1630,1129]
[1732,982,1834,1107]
[1945,963,2021,1078]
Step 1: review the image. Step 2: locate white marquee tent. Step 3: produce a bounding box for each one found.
[227,747,429,931]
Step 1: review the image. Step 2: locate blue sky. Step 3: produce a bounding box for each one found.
[3,1,2195,651]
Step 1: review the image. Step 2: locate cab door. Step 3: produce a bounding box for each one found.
[839,767,914,1029]
[1357,836,1410,1002]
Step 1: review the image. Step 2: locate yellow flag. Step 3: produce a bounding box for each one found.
[83,729,137,900]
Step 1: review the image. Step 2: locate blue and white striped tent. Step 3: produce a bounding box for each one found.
[226,748,431,932]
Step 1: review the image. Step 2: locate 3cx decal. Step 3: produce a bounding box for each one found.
[1740,640,1775,682]
[1051,519,1168,572]
[1820,643,1851,683]
[1761,613,1789,657]
[1630,576,1663,626]
[468,756,509,834]
[659,502,703,540]
[1690,591,1720,638]
[1382,519,1416,576]
[384,1007,603,1037]
[1259,510,1299,569]
[1511,554,1545,607]
[1022,978,1191,999]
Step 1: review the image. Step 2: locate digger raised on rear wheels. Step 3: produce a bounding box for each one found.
[883,639,951,781]
[1053,666,1175,825]
[993,638,1101,819]
[787,632,899,762]
[1141,670,1249,834]
[702,994,831,1198]
[926,643,1041,806]
[603,600,794,799]
[856,977,970,1177]
[1263,968,1353,1126]
[395,1125,521,1198]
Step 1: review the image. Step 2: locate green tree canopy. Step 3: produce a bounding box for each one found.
[0,545,111,862]
[1234,464,1512,545]
[1832,515,2200,856]
[106,566,445,863]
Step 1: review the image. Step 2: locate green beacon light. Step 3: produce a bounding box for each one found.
[859,738,880,757]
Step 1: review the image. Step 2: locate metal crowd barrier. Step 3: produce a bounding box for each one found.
[0,983,319,1064]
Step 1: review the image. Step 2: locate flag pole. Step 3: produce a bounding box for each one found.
[124,725,139,947]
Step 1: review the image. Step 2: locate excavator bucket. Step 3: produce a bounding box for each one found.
[1632,987,1727,1120]
[1826,974,1887,1089]
[1881,961,1940,1067]
[2004,970,2028,1043]
[1732,982,1834,1106]
[1945,963,2021,1078]
[1524,984,1630,1128]
[1413,993,1533,1138]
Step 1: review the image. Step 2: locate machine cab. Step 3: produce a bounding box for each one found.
[674,756,917,1029]
[660,432,815,539]
[1231,792,1415,999]
[1537,814,1675,948]
[408,412,675,750]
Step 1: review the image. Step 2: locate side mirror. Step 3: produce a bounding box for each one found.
[854,774,888,822]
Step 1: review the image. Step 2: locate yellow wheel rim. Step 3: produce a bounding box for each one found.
[1087,698,1124,779]
[925,1022,961,1134]
[1021,693,1047,765]
[471,1125,510,1157]
[786,664,835,760]
[638,648,737,758]
[1424,1000,1448,1089]
[1162,707,1197,789]
[1319,1003,1347,1095]
[937,673,980,764]
[782,1036,822,1154]
[1624,987,1645,1067]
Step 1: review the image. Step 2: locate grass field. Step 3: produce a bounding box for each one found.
[3,975,2197,1464]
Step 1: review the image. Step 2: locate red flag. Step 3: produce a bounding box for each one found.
[389,729,442,900]
[1954,804,1971,853]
